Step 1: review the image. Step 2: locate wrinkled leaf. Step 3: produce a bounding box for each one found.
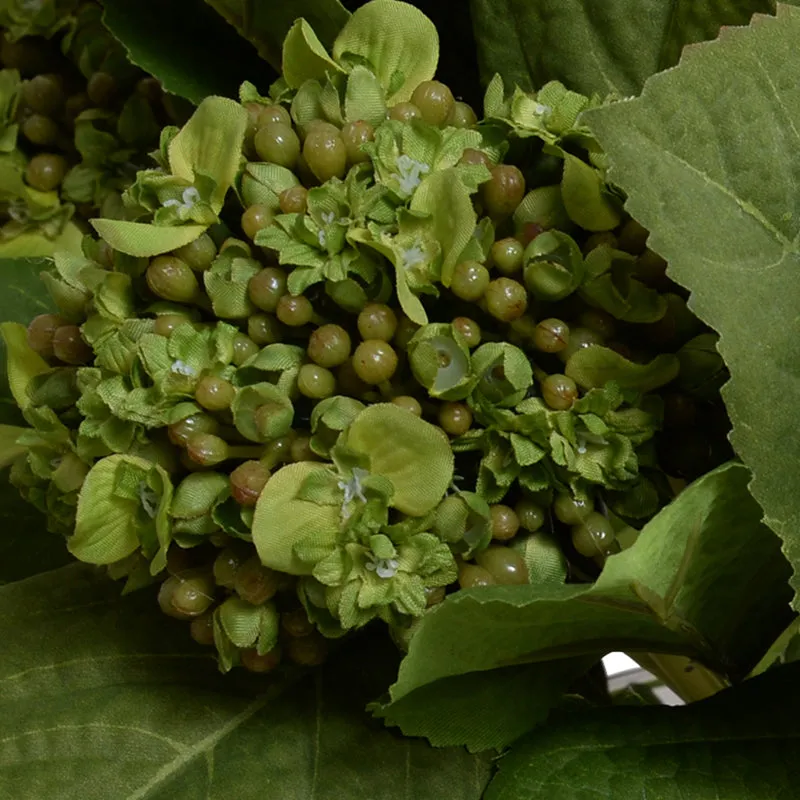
[586,5,800,609]
[565,346,679,392]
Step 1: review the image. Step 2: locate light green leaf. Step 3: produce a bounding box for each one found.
[90,220,208,257]
[253,462,341,575]
[485,662,800,799]
[103,0,272,104]
[282,19,344,89]
[0,424,26,468]
[204,0,350,71]
[346,403,454,516]
[0,322,50,411]
[561,153,621,232]
[468,0,787,97]
[565,345,679,392]
[585,5,800,608]
[168,96,248,211]
[344,65,387,125]
[0,564,491,798]
[333,0,439,104]
[389,464,791,723]
[0,221,83,258]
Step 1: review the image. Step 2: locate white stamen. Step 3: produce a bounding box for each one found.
[164,186,200,212]
[401,238,427,271]
[321,211,336,225]
[391,154,430,196]
[139,483,158,518]
[318,229,327,248]
[171,360,196,377]
[337,467,369,520]
[534,103,551,116]
[366,556,400,579]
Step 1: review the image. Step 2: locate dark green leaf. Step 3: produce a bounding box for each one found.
[0,563,490,798]
[468,0,791,96]
[388,464,790,728]
[585,5,800,609]
[0,258,54,426]
[485,662,800,799]
[103,0,275,104]
[205,0,350,71]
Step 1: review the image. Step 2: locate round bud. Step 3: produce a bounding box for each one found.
[391,395,422,416]
[278,185,308,214]
[490,504,520,541]
[285,631,328,666]
[52,325,92,365]
[411,80,455,126]
[515,499,545,532]
[388,102,422,122]
[448,101,477,128]
[303,127,347,182]
[213,546,245,588]
[481,165,526,218]
[290,433,317,463]
[195,376,236,411]
[553,493,594,526]
[341,120,374,164]
[186,433,229,466]
[87,71,117,106]
[190,613,215,646]
[452,316,481,348]
[438,402,472,436]
[357,303,397,342]
[485,278,528,322]
[230,460,271,507]
[158,573,215,620]
[241,204,273,241]
[23,73,64,115]
[168,413,220,447]
[247,313,283,345]
[352,340,398,384]
[232,333,260,366]
[27,313,66,358]
[458,564,496,589]
[297,363,336,399]
[460,148,492,169]
[276,294,313,327]
[254,121,300,169]
[25,153,67,192]
[578,309,616,340]
[146,255,199,303]
[282,607,316,638]
[21,113,58,146]
[307,324,351,368]
[558,327,604,363]
[174,233,217,271]
[533,318,570,353]
[450,260,489,302]
[241,646,282,673]
[475,546,528,585]
[541,374,578,410]
[490,238,525,275]
[234,556,280,605]
[571,512,617,558]
[248,267,287,313]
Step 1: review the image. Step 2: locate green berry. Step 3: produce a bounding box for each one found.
[578,309,616,340]
[460,148,492,169]
[241,646,282,673]
[21,113,58,146]
[232,333,260,365]
[617,218,649,255]
[52,325,92,365]
[307,323,351,368]
[388,102,421,122]
[357,303,397,342]
[450,260,489,302]
[290,433,317,463]
[186,433,230,466]
[241,204,273,241]
[571,512,617,558]
[23,74,63,115]
[558,327,604,363]
[448,101,477,128]
[26,313,66,358]
[481,165,525,218]
[393,316,419,351]
[303,127,347,182]
[281,607,315,638]
[533,318,570,353]
[285,631,328,665]
[235,556,280,604]
[276,294,313,327]
[475,546,528,585]
[411,80,454,126]
[189,613,215,646]
[247,313,283,345]
[541,374,578,410]
[490,504,520,541]
[515,499,545,532]
[25,153,67,192]
[146,256,199,303]
[297,363,336,399]
[553,493,594,525]
[352,340,398,384]
[158,573,215,620]
[168,413,220,447]
[254,121,301,169]
[391,395,422,416]
[229,460,271,507]
[438,402,472,436]
[86,72,117,106]
[485,278,528,322]
[458,564,496,589]
[341,120,374,164]
[174,233,217,271]
[490,238,524,275]
[213,546,244,588]
[278,185,308,214]
[195,376,236,411]
[248,267,287,313]
[452,316,481,348]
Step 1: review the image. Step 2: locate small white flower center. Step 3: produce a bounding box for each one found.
[401,238,427,271]
[317,229,327,248]
[171,359,196,377]
[392,154,430,196]
[139,483,158,518]
[366,556,399,579]
[534,103,551,116]
[321,211,336,225]
[337,467,369,520]
[163,186,200,212]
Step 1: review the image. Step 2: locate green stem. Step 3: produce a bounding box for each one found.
[630,652,728,703]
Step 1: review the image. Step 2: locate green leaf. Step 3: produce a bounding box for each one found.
[389,463,791,724]
[468,0,787,97]
[0,564,491,798]
[0,322,49,412]
[204,0,350,72]
[90,220,208,258]
[346,403,454,516]
[333,0,439,104]
[561,153,621,232]
[102,0,273,105]
[485,661,800,799]
[585,6,800,609]
[565,345,679,392]
[282,19,344,89]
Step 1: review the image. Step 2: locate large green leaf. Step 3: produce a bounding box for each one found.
[585,5,800,610]
[484,661,800,799]
[0,258,54,426]
[468,0,791,96]
[103,0,274,104]
[205,0,350,71]
[386,464,791,739]
[0,563,490,798]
